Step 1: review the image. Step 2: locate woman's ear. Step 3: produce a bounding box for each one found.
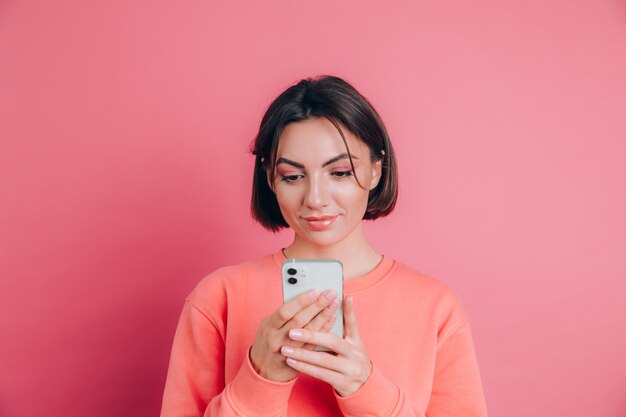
[369,159,383,190]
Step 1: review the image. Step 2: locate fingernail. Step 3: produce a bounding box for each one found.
[281,346,294,355]
[289,329,303,340]
[328,299,339,312]
[324,290,336,302]
[306,290,319,301]
[346,295,353,306]
[286,358,298,367]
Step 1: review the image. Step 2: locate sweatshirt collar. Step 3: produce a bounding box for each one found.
[271,249,395,293]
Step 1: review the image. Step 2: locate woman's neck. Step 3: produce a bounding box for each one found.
[283,226,382,280]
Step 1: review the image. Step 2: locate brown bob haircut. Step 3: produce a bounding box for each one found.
[250,75,398,232]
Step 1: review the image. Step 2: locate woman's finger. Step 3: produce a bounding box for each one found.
[288,328,351,356]
[281,345,348,374]
[282,290,337,332]
[284,356,344,388]
[267,289,319,328]
[303,298,339,331]
[319,311,338,333]
[342,295,360,339]
[301,311,337,350]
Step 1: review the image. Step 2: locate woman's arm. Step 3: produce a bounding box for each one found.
[161,290,339,417]
[280,298,488,417]
[160,300,296,417]
[423,323,487,416]
[335,323,487,417]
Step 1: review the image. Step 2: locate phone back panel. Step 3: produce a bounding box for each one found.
[282,259,344,339]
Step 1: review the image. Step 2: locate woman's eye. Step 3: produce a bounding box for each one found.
[280,174,304,183]
[331,171,353,178]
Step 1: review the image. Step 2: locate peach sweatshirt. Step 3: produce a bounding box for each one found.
[161,251,488,417]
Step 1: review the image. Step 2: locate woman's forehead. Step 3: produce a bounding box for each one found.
[276,118,368,159]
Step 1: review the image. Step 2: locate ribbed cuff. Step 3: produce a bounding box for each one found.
[226,349,297,417]
[335,362,399,417]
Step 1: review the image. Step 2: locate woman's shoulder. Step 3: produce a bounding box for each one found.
[386,259,470,327]
[388,260,455,296]
[191,252,277,292]
[187,249,279,312]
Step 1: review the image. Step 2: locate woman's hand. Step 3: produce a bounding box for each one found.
[280,295,372,397]
[249,289,339,382]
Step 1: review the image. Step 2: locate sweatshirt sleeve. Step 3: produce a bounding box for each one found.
[335,323,487,417]
[424,323,488,417]
[160,299,296,417]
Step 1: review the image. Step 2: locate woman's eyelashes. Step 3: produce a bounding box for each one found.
[278,169,354,183]
[331,169,353,178]
[280,174,304,183]
[276,168,304,182]
[329,164,354,179]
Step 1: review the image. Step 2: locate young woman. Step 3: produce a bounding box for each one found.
[160,76,488,417]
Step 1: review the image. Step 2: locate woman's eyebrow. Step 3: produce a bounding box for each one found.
[322,153,358,167]
[275,153,358,169]
[276,157,305,169]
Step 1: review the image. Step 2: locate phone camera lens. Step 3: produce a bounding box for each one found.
[287,268,297,275]
[288,277,297,284]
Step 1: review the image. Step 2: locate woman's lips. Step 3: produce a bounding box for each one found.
[302,215,337,231]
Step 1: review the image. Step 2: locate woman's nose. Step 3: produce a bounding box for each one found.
[304,175,329,209]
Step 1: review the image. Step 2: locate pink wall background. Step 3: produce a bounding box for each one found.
[1,1,625,416]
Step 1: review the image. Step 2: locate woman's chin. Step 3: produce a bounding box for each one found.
[294,230,357,251]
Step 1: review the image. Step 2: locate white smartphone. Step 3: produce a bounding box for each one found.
[282,259,344,341]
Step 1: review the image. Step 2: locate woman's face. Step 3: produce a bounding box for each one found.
[269,117,382,249]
